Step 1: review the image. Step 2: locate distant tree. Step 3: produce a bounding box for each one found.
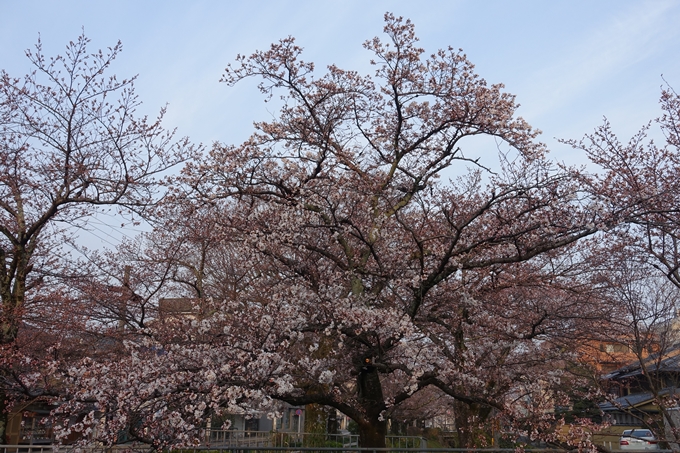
[581,248,680,446]
[571,83,680,446]
[0,33,192,440]
[568,83,680,288]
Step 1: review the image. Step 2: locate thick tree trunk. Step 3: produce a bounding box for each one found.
[0,290,23,443]
[0,390,8,443]
[0,296,21,443]
[358,421,387,449]
[1,290,22,346]
[357,360,387,449]
[453,400,493,448]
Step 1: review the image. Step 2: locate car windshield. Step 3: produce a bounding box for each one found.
[630,430,653,438]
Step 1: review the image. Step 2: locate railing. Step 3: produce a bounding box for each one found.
[0,447,592,453]
[205,431,425,449]
[0,447,55,453]
[8,443,680,453]
[159,449,575,452]
[0,448,151,453]
[5,442,680,453]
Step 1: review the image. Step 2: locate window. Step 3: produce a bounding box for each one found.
[601,343,628,353]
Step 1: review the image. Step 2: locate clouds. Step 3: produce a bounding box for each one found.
[2,1,679,165]
[520,1,680,121]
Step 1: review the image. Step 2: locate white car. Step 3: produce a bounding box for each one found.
[619,429,659,450]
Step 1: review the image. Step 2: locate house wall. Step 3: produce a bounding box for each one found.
[5,403,54,445]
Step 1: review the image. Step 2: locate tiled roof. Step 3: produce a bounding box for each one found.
[599,391,656,411]
[603,343,680,380]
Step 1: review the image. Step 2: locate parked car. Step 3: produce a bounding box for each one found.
[620,429,659,450]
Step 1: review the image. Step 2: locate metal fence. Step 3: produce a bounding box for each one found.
[0,444,576,453]
[0,444,640,453]
[204,432,426,449]
[0,439,631,453]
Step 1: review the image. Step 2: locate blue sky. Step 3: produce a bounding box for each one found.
[3,1,679,158]
[2,0,680,246]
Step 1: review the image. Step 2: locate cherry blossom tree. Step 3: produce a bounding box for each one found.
[565,241,680,448]
[569,83,680,288]
[136,14,600,448]
[0,33,193,440]
[47,15,619,449]
[569,82,680,448]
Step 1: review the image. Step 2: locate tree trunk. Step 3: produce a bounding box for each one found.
[358,421,387,449]
[0,294,21,443]
[453,400,493,448]
[0,390,8,443]
[357,361,387,449]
